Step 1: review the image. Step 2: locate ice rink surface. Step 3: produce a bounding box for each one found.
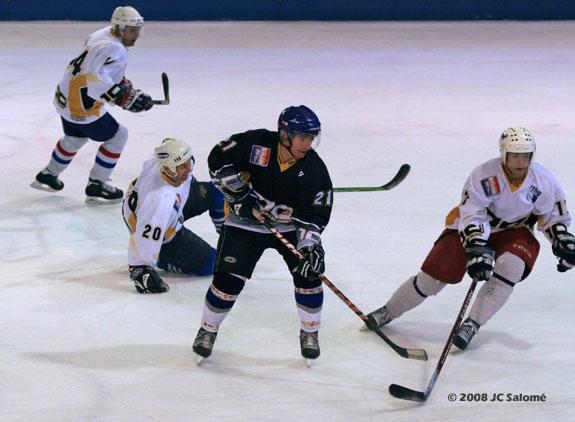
[1,20,574,421]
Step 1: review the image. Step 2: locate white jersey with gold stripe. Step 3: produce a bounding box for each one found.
[54,26,128,124]
[446,158,571,241]
[122,157,192,267]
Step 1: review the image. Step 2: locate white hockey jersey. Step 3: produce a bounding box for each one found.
[54,26,128,124]
[123,157,192,267]
[446,158,571,242]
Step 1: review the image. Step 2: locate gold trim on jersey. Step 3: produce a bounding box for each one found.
[501,163,527,193]
[445,206,460,226]
[68,74,103,120]
[277,144,298,172]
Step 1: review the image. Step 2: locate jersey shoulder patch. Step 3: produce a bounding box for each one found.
[481,175,501,197]
[249,145,271,167]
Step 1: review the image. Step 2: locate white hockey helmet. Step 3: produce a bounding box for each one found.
[155,138,195,174]
[499,127,535,164]
[111,6,144,32]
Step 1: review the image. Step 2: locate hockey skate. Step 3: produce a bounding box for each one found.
[31,168,64,192]
[363,305,394,331]
[193,328,218,363]
[453,318,480,350]
[85,178,124,204]
[300,330,320,366]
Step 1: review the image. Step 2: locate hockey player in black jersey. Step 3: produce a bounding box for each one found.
[193,105,333,363]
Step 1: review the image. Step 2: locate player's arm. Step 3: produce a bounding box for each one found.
[128,193,172,293]
[91,46,153,113]
[457,170,496,281]
[539,182,574,272]
[208,134,259,220]
[291,164,333,281]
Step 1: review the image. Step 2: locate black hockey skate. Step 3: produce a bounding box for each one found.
[365,305,394,330]
[85,178,123,204]
[193,328,218,360]
[300,330,320,360]
[453,318,480,350]
[31,168,64,192]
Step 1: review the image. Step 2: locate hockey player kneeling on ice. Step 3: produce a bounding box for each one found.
[122,138,225,294]
[31,6,154,203]
[192,105,333,363]
[366,127,573,350]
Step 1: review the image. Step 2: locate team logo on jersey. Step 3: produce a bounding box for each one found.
[481,176,501,197]
[223,256,237,264]
[250,145,271,167]
[526,185,542,203]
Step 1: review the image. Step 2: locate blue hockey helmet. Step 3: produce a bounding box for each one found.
[277,105,321,136]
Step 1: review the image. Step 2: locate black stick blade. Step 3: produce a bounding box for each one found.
[333,163,411,192]
[382,164,410,190]
[161,72,170,103]
[389,384,427,402]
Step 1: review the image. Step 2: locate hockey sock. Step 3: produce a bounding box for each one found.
[46,135,88,175]
[386,271,446,318]
[468,252,525,326]
[200,273,245,332]
[294,285,323,332]
[89,125,128,181]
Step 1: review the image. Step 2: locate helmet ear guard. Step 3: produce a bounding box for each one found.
[499,127,535,165]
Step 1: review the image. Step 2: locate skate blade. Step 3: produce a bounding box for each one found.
[360,323,370,332]
[305,358,313,368]
[85,196,123,205]
[30,180,60,193]
[195,354,205,366]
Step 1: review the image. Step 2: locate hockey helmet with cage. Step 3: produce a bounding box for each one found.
[278,105,321,136]
[155,138,195,175]
[111,6,144,32]
[499,127,535,165]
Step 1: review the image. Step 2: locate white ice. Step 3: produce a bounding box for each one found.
[1,21,574,421]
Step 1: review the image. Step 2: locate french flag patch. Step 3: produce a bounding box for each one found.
[481,176,501,197]
[250,145,271,167]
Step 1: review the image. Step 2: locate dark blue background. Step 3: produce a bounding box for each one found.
[1,0,574,20]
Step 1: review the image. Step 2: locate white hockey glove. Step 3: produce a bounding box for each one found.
[292,243,325,281]
[129,266,169,294]
[550,224,575,272]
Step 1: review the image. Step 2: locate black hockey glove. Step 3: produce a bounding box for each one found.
[227,184,260,221]
[129,266,169,294]
[114,78,153,112]
[551,225,575,272]
[293,244,325,281]
[465,238,495,281]
[124,90,153,112]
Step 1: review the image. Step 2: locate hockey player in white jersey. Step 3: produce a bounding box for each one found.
[31,6,154,203]
[122,138,225,294]
[366,128,574,349]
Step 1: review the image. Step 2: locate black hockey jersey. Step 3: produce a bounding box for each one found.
[208,129,333,242]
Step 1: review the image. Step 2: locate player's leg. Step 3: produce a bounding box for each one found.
[366,229,467,329]
[157,226,216,276]
[31,118,89,192]
[454,228,540,349]
[277,231,323,359]
[193,226,265,358]
[82,113,128,203]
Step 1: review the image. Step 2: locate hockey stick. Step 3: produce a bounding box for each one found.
[256,213,428,361]
[389,278,479,402]
[152,72,170,105]
[333,164,411,193]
